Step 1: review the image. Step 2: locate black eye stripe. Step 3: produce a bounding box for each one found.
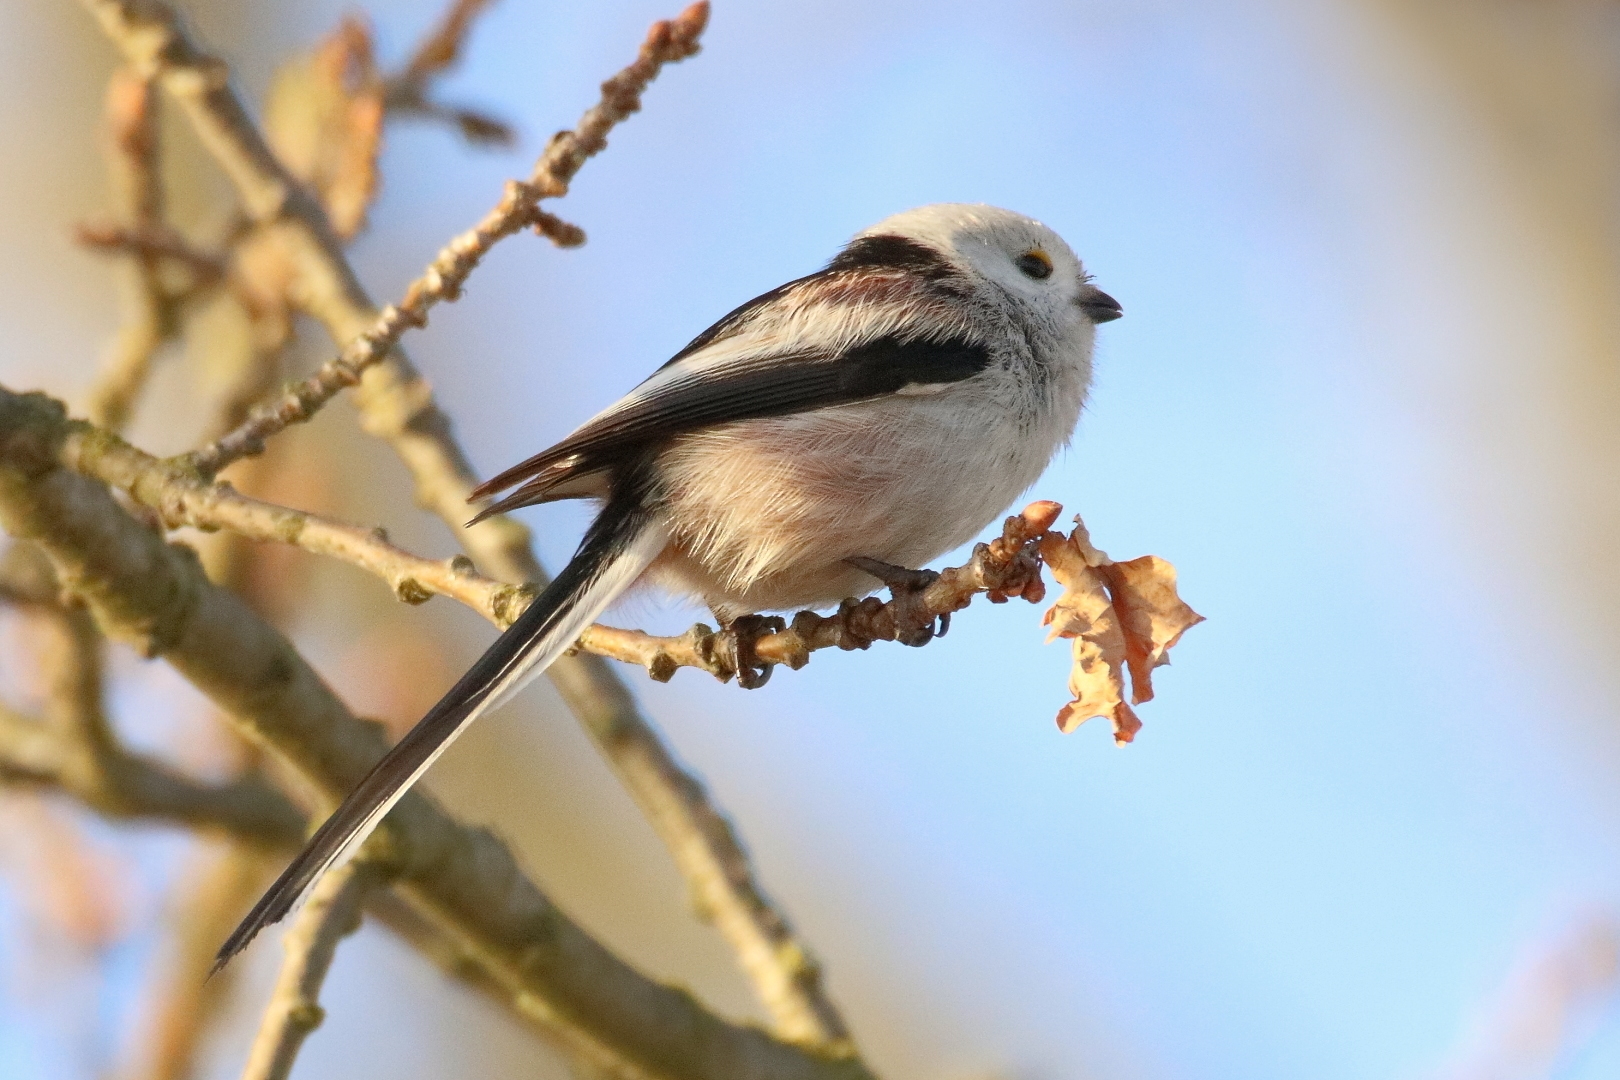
[1016,252,1053,280]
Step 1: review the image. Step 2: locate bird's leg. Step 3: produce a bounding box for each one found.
[714,613,787,689]
[844,557,949,647]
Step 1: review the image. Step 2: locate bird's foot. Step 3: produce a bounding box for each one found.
[715,613,788,689]
[845,557,948,647]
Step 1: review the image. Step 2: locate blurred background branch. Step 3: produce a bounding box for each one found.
[239,859,380,1080]
[83,67,169,433]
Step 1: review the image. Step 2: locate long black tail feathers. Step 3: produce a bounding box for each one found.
[212,503,666,973]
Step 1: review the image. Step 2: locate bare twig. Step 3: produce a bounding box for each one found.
[186,0,707,477]
[0,645,304,847]
[127,845,274,1080]
[85,67,170,432]
[45,416,533,620]
[387,96,516,146]
[240,859,379,1080]
[585,509,1053,684]
[75,222,227,290]
[384,0,514,145]
[0,542,304,844]
[397,0,495,87]
[0,387,875,1080]
[76,0,856,1050]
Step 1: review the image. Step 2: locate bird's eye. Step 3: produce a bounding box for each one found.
[1015,250,1053,280]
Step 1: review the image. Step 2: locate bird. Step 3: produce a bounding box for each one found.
[215,202,1122,968]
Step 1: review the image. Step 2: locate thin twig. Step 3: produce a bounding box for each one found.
[186,1,706,477]
[0,386,876,1080]
[397,0,495,87]
[76,222,227,289]
[85,67,170,432]
[128,845,273,1080]
[239,859,378,1080]
[387,97,515,145]
[384,0,514,145]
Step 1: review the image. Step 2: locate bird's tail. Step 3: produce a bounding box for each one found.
[213,494,667,971]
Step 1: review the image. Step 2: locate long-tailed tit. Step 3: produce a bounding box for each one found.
[217,203,1121,966]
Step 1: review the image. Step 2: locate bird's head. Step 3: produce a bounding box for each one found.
[853,203,1122,330]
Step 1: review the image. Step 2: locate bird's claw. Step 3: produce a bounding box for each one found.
[717,613,787,689]
[845,557,947,647]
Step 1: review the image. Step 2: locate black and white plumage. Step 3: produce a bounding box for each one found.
[215,203,1121,968]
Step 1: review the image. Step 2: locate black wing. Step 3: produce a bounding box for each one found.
[469,236,986,523]
[467,331,991,523]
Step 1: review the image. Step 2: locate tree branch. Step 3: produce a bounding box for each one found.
[70,390,870,1042]
[76,222,226,290]
[396,0,496,88]
[85,66,171,432]
[0,388,874,1080]
[383,0,515,146]
[182,0,708,477]
[239,859,379,1080]
[0,543,611,1074]
[0,546,305,846]
[75,0,858,1050]
[0,697,305,846]
[127,846,273,1080]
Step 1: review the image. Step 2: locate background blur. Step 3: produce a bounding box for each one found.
[3,1,1620,1078]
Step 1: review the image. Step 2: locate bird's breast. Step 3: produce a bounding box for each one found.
[645,383,1072,619]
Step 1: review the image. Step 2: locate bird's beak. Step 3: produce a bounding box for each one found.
[1077,285,1123,323]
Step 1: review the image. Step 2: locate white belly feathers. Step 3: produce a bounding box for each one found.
[647,381,1076,620]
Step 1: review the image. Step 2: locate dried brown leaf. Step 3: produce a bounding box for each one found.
[1040,532,1135,743]
[1038,521,1201,744]
[265,18,384,239]
[1102,556,1205,705]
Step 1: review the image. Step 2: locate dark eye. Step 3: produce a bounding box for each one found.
[1015,250,1053,280]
